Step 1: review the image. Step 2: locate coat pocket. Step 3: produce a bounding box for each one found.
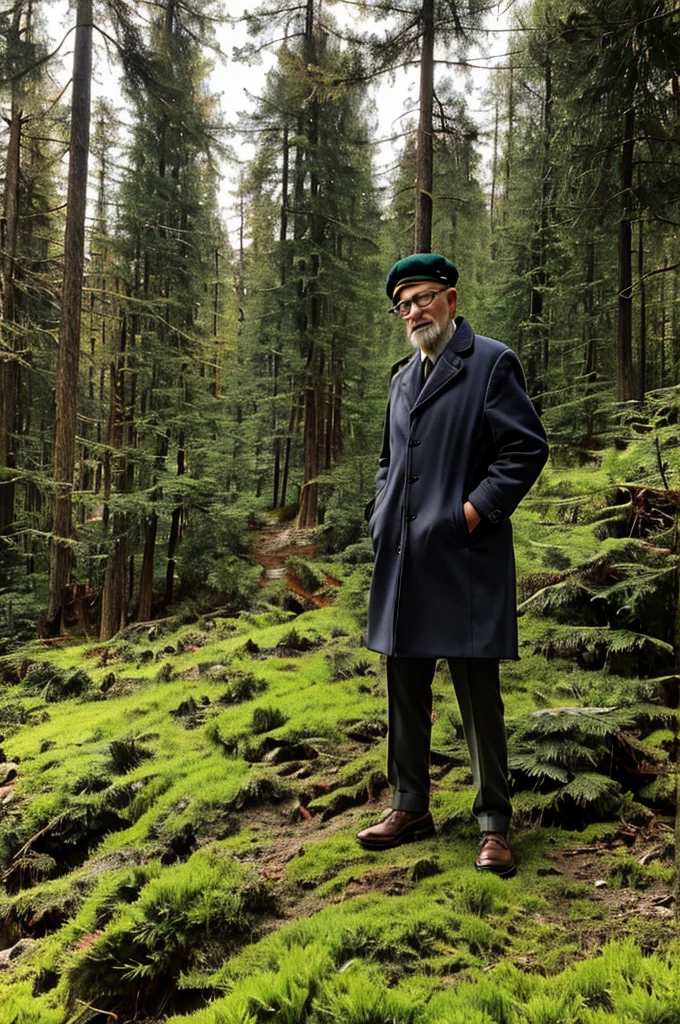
[370,485,388,521]
[449,502,471,546]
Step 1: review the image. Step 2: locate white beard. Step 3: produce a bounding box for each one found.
[410,317,454,357]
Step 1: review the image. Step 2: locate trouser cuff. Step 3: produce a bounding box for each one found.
[477,813,511,833]
[392,789,429,814]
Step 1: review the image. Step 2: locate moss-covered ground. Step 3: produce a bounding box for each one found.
[0,462,677,1023]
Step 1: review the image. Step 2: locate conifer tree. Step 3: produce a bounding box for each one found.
[559,0,680,401]
[0,0,48,539]
[238,4,382,528]
[365,0,488,253]
[47,0,93,629]
[108,0,225,631]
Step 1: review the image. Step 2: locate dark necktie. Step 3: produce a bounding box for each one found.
[422,357,434,383]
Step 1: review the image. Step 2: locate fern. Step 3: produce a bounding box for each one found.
[508,704,654,822]
[519,535,676,648]
[527,623,673,661]
[509,757,571,784]
[560,772,622,808]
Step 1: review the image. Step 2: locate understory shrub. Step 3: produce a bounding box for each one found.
[175,499,262,611]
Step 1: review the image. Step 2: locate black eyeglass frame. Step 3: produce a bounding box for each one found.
[388,287,448,318]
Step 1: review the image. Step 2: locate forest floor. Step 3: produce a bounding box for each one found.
[0,472,679,1023]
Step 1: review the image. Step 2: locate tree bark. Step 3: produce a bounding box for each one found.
[279,390,298,509]
[47,0,93,629]
[100,305,129,640]
[0,0,26,535]
[616,106,635,402]
[0,98,23,533]
[414,0,434,254]
[138,511,157,621]
[489,94,499,257]
[164,432,185,607]
[637,172,646,401]
[583,240,597,377]
[526,57,553,408]
[295,0,322,528]
[503,63,513,229]
[297,377,319,529]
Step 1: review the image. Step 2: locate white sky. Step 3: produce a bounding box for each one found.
[42,1,512,247]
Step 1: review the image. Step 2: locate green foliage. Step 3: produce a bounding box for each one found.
[316,960,424,1024]
[109,736,153,774]
[21,662,94,702]
[66,851,271,1012]
[1,468,678,1022]
[509,705,636,821]
[220,672,268,704]
[176,501,263,611]
[0,982,64,1024]
[250,706,288,734]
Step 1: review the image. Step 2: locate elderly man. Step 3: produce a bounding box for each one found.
[358,254,549,876]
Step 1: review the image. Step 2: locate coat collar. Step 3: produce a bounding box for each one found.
[401,316,474,412]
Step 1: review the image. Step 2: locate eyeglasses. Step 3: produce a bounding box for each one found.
[389,288,447,318]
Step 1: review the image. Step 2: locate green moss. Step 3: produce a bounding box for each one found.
[0,982,64,1024]
[1,517,677,1021]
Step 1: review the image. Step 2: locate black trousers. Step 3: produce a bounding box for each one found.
[386,656,511,833]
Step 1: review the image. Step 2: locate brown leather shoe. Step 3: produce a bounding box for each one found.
[357,810,434,850]
[475,832,516,877]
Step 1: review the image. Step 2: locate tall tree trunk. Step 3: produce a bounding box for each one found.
[297,376,319,528]
[617,106,635,402]
[0,97,23,533]
[164,432,185,607]
[526,57,553,408]
[100,534,127,638]
[414,0,434,254]
[138,511,157,621]
[272,351,281,509]
[503,63,514,229]
[0,0,26,535]
[273,122,289,508]
[637,172,646,401]
[295,0,322,529]
[659,255,667,386]
[213,246,222,396]
[47,0,93,629]
[673,257,679,384]
[100,356,127,640]
[489,94,499,257]
[583,239,597,377]
[279,390,297,509]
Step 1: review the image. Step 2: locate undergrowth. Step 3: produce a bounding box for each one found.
[0,455,678,1023]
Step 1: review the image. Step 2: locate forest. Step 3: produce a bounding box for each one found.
[0,0,679,1021]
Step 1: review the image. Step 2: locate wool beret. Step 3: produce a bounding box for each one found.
[385,253,459,300]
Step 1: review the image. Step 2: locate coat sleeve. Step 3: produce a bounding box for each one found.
[364,383,393,521]
[467,349,549,523]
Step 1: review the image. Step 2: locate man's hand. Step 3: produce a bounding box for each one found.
[463,500,481,534]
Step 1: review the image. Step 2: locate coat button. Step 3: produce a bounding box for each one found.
[408,475,419,483]
[406,513,417,521]
[489,509,503,523]
[408,439,421,447]
[396,544,401,553]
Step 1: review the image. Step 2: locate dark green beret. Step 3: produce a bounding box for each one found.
[386,253,459,300]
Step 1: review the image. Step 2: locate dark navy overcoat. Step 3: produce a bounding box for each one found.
[366,317,549,659]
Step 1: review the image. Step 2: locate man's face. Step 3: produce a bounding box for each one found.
[397,282,458,354]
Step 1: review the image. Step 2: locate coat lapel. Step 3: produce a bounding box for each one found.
[400,350,424,411]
